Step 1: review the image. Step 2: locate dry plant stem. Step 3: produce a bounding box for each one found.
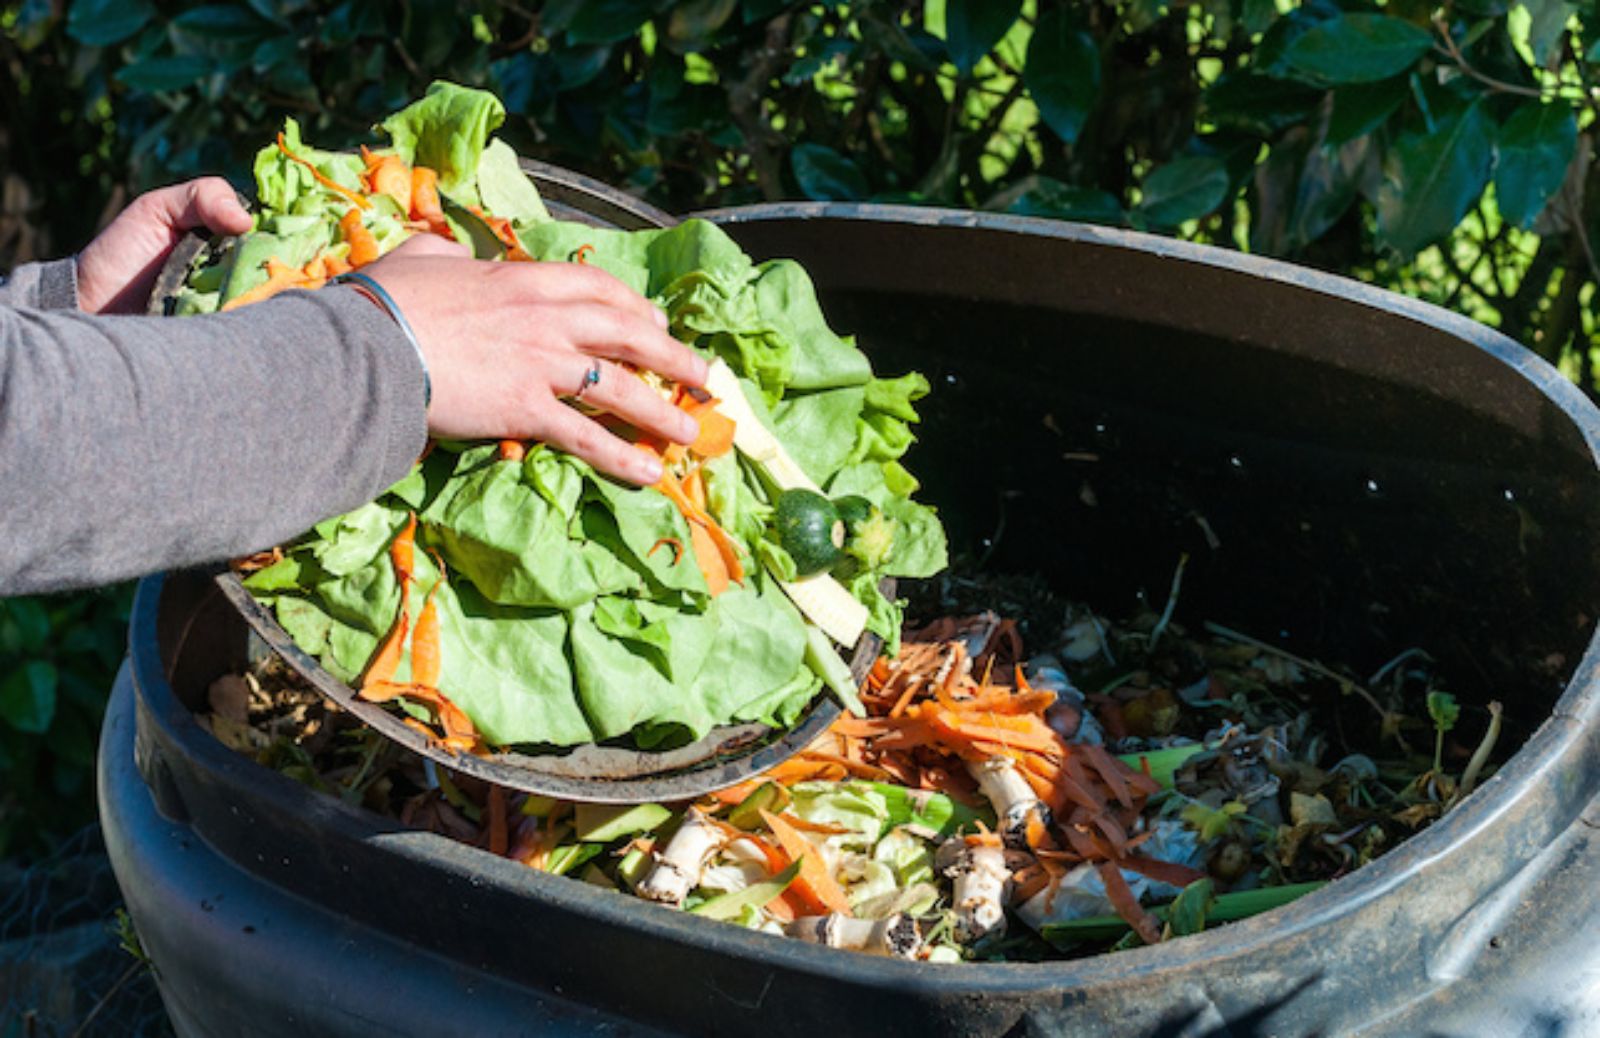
[1147,552,1189,651]
[1202,621,1412,753]
[937,840,1011,943]
[638,807,725,906]
[1431,19,1564,102]
[785,914,922,958]
[1450,700,1504,807]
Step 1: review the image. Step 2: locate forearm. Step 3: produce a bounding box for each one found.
[0,259,79,310]
[0,288,427,594]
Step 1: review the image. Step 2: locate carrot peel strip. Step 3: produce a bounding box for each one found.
[277,133,369,209]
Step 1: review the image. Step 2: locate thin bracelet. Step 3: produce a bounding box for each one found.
[331,271,432,407]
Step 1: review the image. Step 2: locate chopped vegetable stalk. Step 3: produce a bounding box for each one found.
[638,807,725,906]
[805,624,867,717]
[785,913,922,958]
[726,782,790,831]
[691,859,802,921]
[969,756,1051,848]
[935,837,1011,943]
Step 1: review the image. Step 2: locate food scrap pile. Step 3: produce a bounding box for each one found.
[204,585,1503,961]
[184,81,947,755]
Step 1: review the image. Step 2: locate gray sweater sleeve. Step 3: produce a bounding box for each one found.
[0,282,428,594]
[0,258,80,311]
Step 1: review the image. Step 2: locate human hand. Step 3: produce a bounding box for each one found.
[77,177,254,315]
[359,235,709,485]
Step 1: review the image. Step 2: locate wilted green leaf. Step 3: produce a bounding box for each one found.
[117,56,215,92]
[1025,8,1101,145]
[1,661,58,735]
[791,143,869,201]
[1180,798,1248,841]
[66,0,155,45]
[1427,690,1461,733]
[1165,878,1215,938]
[1495,101,1577,227]
[1283,14,1435,83]
[1136,156,1231,226]
[1376,101,1493,258]
[945,0,1023,74]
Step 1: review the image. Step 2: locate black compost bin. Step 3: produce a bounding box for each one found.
[100,200,1600,1038]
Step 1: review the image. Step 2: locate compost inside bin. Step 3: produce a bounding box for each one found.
[184,197,1600,960]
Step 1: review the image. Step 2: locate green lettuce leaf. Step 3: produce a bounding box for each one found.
[380,80,505,198]
[477,138,550,229]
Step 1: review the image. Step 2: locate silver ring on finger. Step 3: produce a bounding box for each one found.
[572,359,603,401]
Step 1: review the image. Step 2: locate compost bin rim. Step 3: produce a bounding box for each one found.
[127,198,1600,992]
[698,202,1600,465]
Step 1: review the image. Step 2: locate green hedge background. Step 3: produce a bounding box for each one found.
[3,0,1598,856]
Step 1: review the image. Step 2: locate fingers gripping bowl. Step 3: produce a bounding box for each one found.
[151,83,948,800]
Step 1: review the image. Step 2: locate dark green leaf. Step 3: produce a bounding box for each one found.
[1241,0,1280,35]
[552,46,613,91]
[666,0,739,50]
[566,0,656,44]
[1024,8,1101,144]
[743,0,791,22]
[116,56,215,93]
[791,143,869,201]
[251,35,298,72]
[1524,0,1575,65]
[1136,156,1231,226]
[1205,72,1325,136]
[1376,100,1493,258]
[990,176,1125,225]
[173,5,274,40]
[1,661,58,734]
[1283,14,1434,84]
[1255,0,1343,77]
[66,0,155,46]
[319,0,386,44]
[243,0,291,25]
[2,600,51,655]
[1495,101,1577,227]
[946,0,1022,74]
[1587,38,1600,63]
[1327,77,1408,145]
